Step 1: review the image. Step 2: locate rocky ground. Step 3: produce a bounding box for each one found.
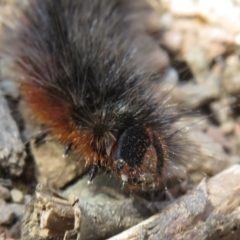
[0,0,240,239]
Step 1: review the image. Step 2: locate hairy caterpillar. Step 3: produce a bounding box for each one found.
[1,0,238,193]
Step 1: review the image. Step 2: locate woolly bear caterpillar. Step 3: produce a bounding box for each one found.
[1,0,239,194]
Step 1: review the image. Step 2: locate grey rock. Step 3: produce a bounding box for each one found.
[223,55,240,95]
[31,140,88,189]
[172,120,238,183]
[0,90,26,176]
[162,67,179,85]
[221,121,235,135]
[171,82,218,109]
[185,46,209,83]
[0,185,11,200]
[9,203,25,220]
[0,80,19,99]
[24,194,32,204]
[0,199,14,225]
[210,101,229,124]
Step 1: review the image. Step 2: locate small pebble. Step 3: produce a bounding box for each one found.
[210,102,229,124]
[10,189,24,204]
[0,179,12,188]
[0,199,15,225]
[0,80,19,99]
[162,67,179,85]
[0,185,11,200]
[223,55,240,95]
[160,13,174,29]
[207,126,232,152]
[169,0,197,16]
[9,203,25,220]
[24,194,32,204]
[221,121,234,135]
[172,82,218,109]
[185,46,209,83]
[163,31,183,53]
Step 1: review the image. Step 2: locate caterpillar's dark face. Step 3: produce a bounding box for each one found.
[110,126,167,190]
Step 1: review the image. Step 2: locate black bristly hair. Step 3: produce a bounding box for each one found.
[1,0,191,192]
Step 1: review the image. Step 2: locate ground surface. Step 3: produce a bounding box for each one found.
[0,0,240,239]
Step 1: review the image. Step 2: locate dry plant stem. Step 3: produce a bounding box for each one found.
[21,184,81,240]
[22,165,240,240]
[109,165,240,240]
[21,184,152,240]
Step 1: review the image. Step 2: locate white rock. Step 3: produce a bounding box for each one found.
[11,189,24,204]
